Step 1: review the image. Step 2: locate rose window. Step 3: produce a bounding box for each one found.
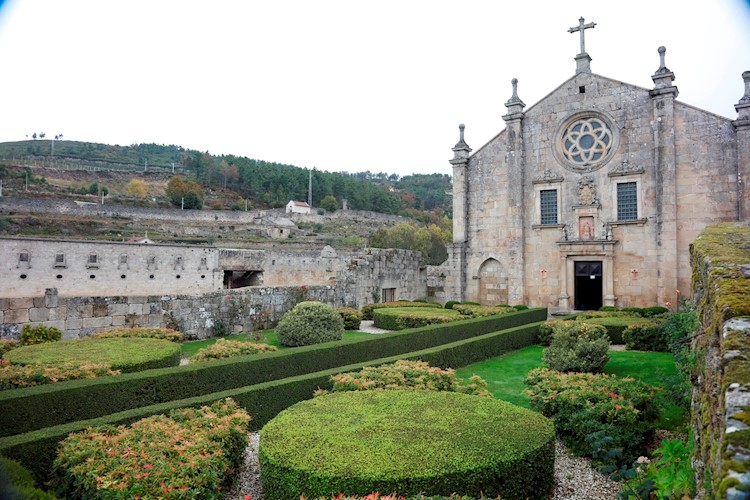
[560,117,612,167]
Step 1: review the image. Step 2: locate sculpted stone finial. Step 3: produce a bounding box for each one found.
[451,123,472,163]
[655,46,671,75]
[568,17,596,55]
[505,78,525,107]
[739,71,750,105]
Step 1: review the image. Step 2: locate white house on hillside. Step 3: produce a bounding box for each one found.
[286,200,311,214]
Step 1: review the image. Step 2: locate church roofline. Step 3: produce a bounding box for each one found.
[468,72,734,160]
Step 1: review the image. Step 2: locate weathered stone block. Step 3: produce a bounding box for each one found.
[33,296,45,308]
[49,307,68,321]
[8,297,33,309]
[4,309,29,324]
[111,315,126,326]
[42,320,66,331]
[109,304,129,316]
[82,317,113,329]
[128,303,144,315]
[92,303,108,318]
[28,308,50,322]
[65,318,83,330]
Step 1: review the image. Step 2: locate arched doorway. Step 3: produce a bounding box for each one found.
[478,259,508,305]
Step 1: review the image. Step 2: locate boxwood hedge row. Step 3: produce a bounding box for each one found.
[0,308,546,438]
[0,321,543,485]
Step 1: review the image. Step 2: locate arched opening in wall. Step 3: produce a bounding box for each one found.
[477,258,508,306]
[223,270,263,289]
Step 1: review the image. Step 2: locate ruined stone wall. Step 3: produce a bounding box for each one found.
[691,222,750,498]
[0,285,338,341]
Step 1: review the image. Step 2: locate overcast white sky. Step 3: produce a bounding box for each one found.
[0,1,748,176]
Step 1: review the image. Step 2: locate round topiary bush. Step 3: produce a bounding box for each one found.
[275,301,344,347]
[543,321,610,373]
[5,337,181,373]
[259,390,555,499]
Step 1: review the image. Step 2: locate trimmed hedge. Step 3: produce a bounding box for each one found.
[0,308,547,438]
[260,391,555,499]
[372,307,461,330]
[361,301,442,320]
[0,320,544,485]
[5,337,181,374]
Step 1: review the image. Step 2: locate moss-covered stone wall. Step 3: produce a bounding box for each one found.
[691,222,750,498]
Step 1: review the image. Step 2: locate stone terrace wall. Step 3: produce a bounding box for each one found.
[0,285,337,341]
[691,222,750,498]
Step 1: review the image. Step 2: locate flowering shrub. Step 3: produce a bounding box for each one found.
[577,310,638,319]
[52,398,250,499]
[89,327,183,342]
[190,338,277,362]
[525,367,660,462]
[304,495,493,499]
[336,307,363,330]
[0,359,120,390]
[276,301,344,347]
[620,436,696,499]
[543,322,610,373]
[315,359,491,397]
[0,339,18,357]
[19,324,61,346]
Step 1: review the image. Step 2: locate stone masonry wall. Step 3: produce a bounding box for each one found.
[0,285,338,341]
[691,222,750,499]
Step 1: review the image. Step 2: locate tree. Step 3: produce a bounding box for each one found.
[165,175,204,209]
[319,195,339,213]
[125,178,147,198]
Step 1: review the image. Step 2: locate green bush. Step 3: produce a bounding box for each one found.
[276,301,345,347]
[620,307,644,316]
[19,325,61,346]
[260,391,555,499]
[525,368,660,464]
[641,306,670,318]
[5,337,181,374]
[543,322,610,373]
[315,359,491,397]
[51,399,249,499]
[538,320,570,346]
[0,309,547,440]
[574,315,649,344]
[599,306,617,312]
[89,327,183,342]
[361,301,441,320]
[623,322,669,352]
[0,456,55,499]
[0,339,18,357]
[190,338,277,362]
[336,307,363,330]
[513,305,529,311]
[444,301,460,310]
[462,301,480,306]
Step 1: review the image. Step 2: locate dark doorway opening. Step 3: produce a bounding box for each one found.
[574,261,602,310]
[223,270,263,289]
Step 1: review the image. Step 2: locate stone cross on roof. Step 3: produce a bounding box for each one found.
[568,16,596,55]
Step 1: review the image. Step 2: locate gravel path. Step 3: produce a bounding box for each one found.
[226,433,621,500]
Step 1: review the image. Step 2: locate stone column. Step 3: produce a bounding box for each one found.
[558,253,570,310]
[502,78,527,304]
[449,124,472,303]
[649,47,679,307]
[733,71,750,220]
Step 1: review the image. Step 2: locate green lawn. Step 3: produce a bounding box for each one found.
[180,330,373,358]
[456,345,686,430]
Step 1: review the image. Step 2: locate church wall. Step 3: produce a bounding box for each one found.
[673,104,739,296]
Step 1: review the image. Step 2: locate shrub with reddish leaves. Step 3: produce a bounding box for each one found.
[0,359,120,391]
[51,398,250,499]
[524,367,660,463]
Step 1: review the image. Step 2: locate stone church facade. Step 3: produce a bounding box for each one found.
[446,19,750,311]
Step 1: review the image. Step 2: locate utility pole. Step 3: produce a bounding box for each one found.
[181,197,184,210]
[308,168,313,207]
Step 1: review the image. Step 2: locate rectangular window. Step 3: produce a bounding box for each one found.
[617,182,638,221]
[88,254,98,264]
[54,252,66,268]
[19,252,29,262]
[381,288,396,303]
[87,253,99,269]
[540,189,558,225]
